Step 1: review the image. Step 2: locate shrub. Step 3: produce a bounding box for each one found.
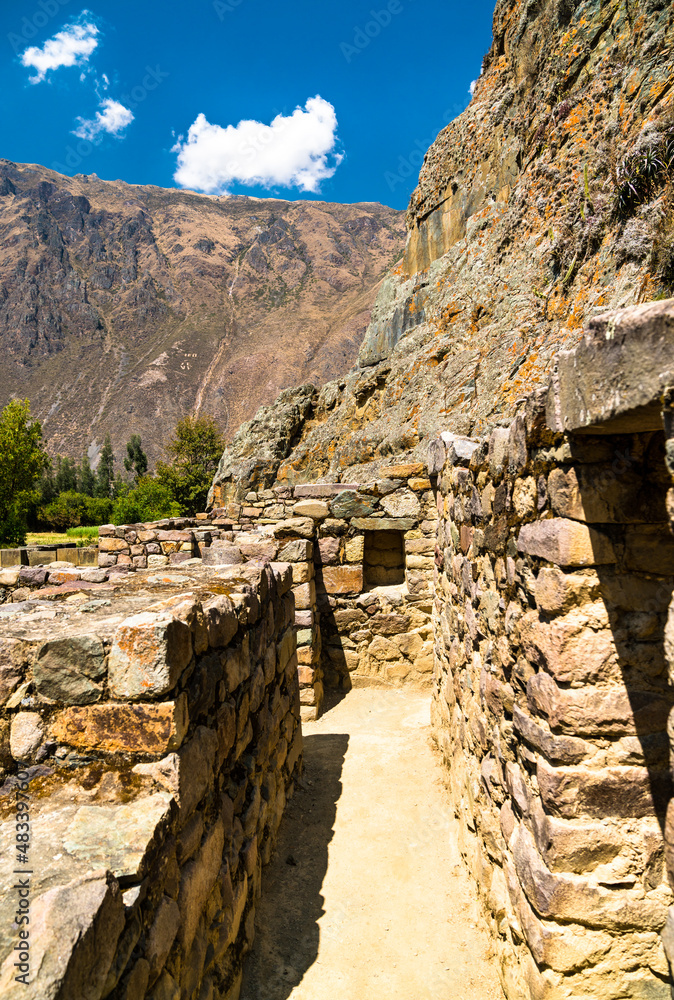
[38,491,113,531]
[111,478,181,525]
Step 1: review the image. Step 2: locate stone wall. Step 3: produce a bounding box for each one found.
[428,301,674,999]
[0,560,302,1000]
[97,517,235,570]
[212,470,437,703]
[0,543,97,568]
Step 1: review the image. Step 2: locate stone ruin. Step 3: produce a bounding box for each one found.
[2,299,674,998]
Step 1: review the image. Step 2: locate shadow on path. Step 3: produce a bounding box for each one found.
[239,732,348,1000]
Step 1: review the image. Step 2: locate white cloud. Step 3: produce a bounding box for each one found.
[469,80,477,96]
[21,16,99,84]
[172,95,343,195]
[73,98,134,140]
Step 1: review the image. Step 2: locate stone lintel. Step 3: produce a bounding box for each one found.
[351,518,417,531]
[293,483,359,497]
[547,299,674,435]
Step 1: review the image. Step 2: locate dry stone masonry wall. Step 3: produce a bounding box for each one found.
[211,471,437,706]
[429,300,674,999]
[0,559,302,1000]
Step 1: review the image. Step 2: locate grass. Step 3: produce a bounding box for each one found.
[66,526,99,540]
[23,526,99,548]
[25,533,69,546]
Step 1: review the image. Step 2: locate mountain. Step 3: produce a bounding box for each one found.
[210,0,674,499]
[0,161,406,466]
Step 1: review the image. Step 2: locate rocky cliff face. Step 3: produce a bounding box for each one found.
[0,162,405,464]
[212,0,674,500]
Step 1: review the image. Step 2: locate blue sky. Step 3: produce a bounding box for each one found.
[0,0,495,209]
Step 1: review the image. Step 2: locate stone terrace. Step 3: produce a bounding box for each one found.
[0,559,302,999]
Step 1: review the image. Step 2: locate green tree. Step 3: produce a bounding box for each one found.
[77,454,96,496]
[38,460,57,505]
[0,399,49,545]
[55,455,78,493]
[124,434,148,482]
[156,415,225,516]
[95,434,115,498]
[112,477,181,525]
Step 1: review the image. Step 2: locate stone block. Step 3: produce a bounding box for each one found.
[512,705,590,765]
[329,491,377,519]
[520,606,619,685]
[380,489,421,519]
[292,580,316,610]
[277,539,313,562]
[527,671,670,737]
[178,818,225,952]
[344,535,364,562]
[224,635,252,691]
[534,567,600,614]
[369,613,411,635]
[292,500,330,519]
[146,896,181,980]
[178,727,219,819]
[408,477,432,491]
[351,517,416,531]
[317,565,363,594]
[99,537,129,553]
[294,483,359,497]
[537,758,669,820]
[0,871,124,1000]
[109,612,193,699]
[517,518,616,567]
[385,462,425,477]
[273,517,315,539]
[295,627,313,646]
[547,299,674,434]
[538,815,625,874]
[51,697,188,754]
[507,414,528,471]
[28,549,56,566]
[203,595,238,648]
[316,536,340,564]
[291,562,314,584]
[0,548,27,567]
[55,546,78,563]
[511,822,667,930]
[270,562,293,595]
[10,711,44,761]
[0,638,31,705]
[237,538,277,560]
[488,426,509,475]
[34,635,106,704]
[202,543,243,566]
[427,437,446,476]
[513,478,537,519]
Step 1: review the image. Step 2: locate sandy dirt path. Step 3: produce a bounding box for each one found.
[240,685,505,1000]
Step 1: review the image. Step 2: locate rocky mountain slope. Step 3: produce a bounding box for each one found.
[0,162,405,465]
[211,0,674,500]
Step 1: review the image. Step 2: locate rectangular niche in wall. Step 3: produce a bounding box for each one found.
[363,530,405,587]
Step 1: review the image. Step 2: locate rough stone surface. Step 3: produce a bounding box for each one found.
[34,635,105,704]
[51,698,189,754]
[109,612,193,699]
